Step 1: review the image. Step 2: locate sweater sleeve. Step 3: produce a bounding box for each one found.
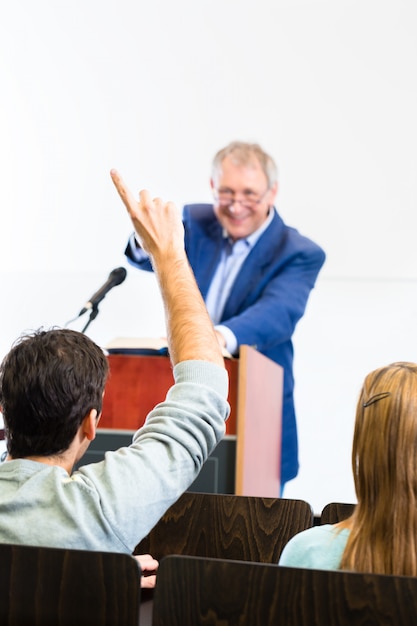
[75,360,230,552]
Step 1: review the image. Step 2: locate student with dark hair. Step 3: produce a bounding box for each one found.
[0,170,230,588]
[1,328,108,459]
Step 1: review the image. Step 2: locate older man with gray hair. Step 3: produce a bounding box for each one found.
[125,141,326,490]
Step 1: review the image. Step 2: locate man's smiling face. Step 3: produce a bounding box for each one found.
[211,154,278,241]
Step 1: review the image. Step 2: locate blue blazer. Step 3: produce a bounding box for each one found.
[125,204,326,484]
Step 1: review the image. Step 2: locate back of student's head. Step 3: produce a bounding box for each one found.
[341,361,417,575]
[354,361,417,506]
[0,329,109,458]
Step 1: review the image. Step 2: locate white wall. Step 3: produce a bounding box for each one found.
[1,0,417,512]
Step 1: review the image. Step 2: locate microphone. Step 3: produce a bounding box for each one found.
[79,267,127,316]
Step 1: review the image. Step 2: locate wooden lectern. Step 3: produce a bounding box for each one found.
[97,345,283,497]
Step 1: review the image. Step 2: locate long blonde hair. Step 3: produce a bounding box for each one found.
[339,362,417,575]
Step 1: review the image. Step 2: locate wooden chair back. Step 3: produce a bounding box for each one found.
[0,543,141,625]
[320,502,356,524]
[152,554,417,625]
[135,491,313,563]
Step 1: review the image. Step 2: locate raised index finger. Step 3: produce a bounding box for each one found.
[110,169,139,216]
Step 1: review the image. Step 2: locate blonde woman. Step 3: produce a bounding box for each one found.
[279,362,417,575]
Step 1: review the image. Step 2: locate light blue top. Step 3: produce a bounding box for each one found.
[279,524,350,570]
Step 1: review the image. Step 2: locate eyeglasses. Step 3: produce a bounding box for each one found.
[213,188,270,210]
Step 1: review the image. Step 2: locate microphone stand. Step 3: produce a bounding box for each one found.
[81,305,100,334]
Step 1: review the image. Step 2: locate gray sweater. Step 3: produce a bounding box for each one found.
[0,360,229,553]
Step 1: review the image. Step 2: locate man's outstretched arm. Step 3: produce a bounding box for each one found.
[110,170,224,369]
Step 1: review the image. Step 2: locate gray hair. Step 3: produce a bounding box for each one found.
[211,141,278,188]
